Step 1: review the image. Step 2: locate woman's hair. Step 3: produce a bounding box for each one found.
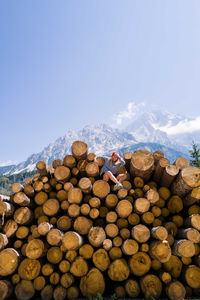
[108,156,120,166]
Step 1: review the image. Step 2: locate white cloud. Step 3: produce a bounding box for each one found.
[0,160,18,167]
[111,101,146,127]
[159,116,200,135]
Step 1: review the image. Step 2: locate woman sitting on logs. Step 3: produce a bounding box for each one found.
[95,152,127,191]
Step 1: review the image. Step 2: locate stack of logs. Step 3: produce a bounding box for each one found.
[0,141,200,300]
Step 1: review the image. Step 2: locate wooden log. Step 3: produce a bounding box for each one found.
[24,184,35,197]
[134,177,144,188]
[141,212,154,224]
[178,228,200,243]
[68,187,83,204]
[105,193,118,208]
[130,150,154,181]
[41,263,54,276]
[125,279,140,298]
[36,161,48,176]
[160,165,179,187]
[54,166,71,183]
[85,162,99,177]
[57,216,71,231]
[166,281,186,300]
[40,285,53,300]
[15,280,35,300]
[120,228,130,239]
[0,248,19,276]
[184,187,200,207]
[173,239,195,258]
[12,183,23,194]
[34,191,48,206]
[37,222,52,236]
[134,198,150,214]
[151,226,168,240]
[33,276,46,291]
[14,207,32,225]
[78,177,92,194]
[128,213,140,226]
[80,203,90,216]
[33,180,43,192]
[71,140,88,160]
[116,199,132,218]
[62,231,83,250]
[122,239,139,255]
[153,157,170,183]
[88,227,106,247]
[60,200,69,211]
[79,244,94,259]
[66,286,79,299]
[49,272,60,285]
[108,259,130,281]
[93,180,110,198]
[0,280,13,300]
[63,155,76,168]
[80,268,105,297]
[47,228,63,246]
[89,197,100,208]
[43,199,59,216]
[140,243,149,252]
[174,157,190,170]
[185,214,200,230]
[53,286,67,300]
[140,274,162,299]
[25,239,44,259]
[122,180,132,191]
[52,159,63,169]
[150,240,171,262]
[171,166,200,197]
[105,224,119,238]
[47,247,63,264]
[18,258,41,280]
[0,233,8,250]
[185,265,200,289]
[106,211,118,223]
[124,151,132,166]
[153,150,164,165]
[102,239,112,251]
[0,201,14,217]
[73,216,93,235]
[131,224,150,243]
[146,189,159,205]
[77,159,88,174]
[68,204,80,218]
[92,248,110,271]
[70,256,88,277]
[117,188,128,200]
[158,270,171,284]
[13,192,30,206]
[129,252,151,276]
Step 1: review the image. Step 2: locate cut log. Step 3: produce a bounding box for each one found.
[103,239,112,251]
[125,279,140,298]
[89,197,100,208]
[150,240,171,263]
[12,183,23,194]
[178,228,200,243]
[0,248,19,276]
[71,141,88,160]
[185,265,200,288]
[68,188,83,204]
[130,150,154,181]
[93,180,110,198]
[160,165,179,187]
[185,214,200,230]
[18,258,41,280]
[153,158,170,183]
[79,244,94,259]
[26,239,44,259]
[159,270,171,284]
[15,280,35,300]
[24,185,35,197]
[63,155,76,168]
[68,204,80,218]
[108,259,130,281]
[146,189,159,205]
[14,207,32,225]
[62,231,83,250]
[0,280,13,300]
[166,281,186,300]
[0,201,14,217]
[88,227,106,247]
[53,286,67,300]
[131,224,150,243]
[54,166,71,183]
[151,226,168,240]
[80,203,90,216]
[173,239,195,258]
[57,216,71,231]
[105,193,118,208]
[184,187,200,207]
[174,157,190,170]
[92,248,110,271]
[117,188,128,200]
[33,276,46,291]
[171,166,200,197]
[40,285,53,300]
[42,198,59,217]
[134,177,144,188]
[36,161,48,176]
[3,220,18,238]
[80,268,105,297]
[105,224,119,238]
[141,212,154,224]
[47,247,63,264]
[85,162,99,177]
[73,216,93,235]
[34,191,48,206]
[116,199,133,218]
[70,256,88,277]
[89,208,99,219]
[13,192,30,206]
[122,239,139,255]
[47,229,63,246]
[134,198,150,214]
[120,228,130,240]
[106,211,118,223]
[78,177,92,194]
[140,274,162,299]
[153,150,164,165]
[129,252,151,276]
[0,233,8,250]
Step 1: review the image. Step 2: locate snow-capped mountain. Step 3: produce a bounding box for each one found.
[0,124,137,176]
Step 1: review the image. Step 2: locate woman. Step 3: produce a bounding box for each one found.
[95,152,127,191]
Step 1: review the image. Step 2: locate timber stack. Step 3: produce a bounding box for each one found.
[0,141,200,300]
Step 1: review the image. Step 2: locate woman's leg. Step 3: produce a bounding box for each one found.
[103,171,119,184]
[116,173,127,183]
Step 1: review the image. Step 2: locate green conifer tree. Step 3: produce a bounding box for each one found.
[189,141,200,167]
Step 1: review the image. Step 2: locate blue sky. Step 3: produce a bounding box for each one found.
[0,0,200,163]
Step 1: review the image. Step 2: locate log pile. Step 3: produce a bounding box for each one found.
[0,142,200,300]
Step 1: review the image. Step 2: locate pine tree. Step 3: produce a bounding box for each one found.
[189,141,200,167]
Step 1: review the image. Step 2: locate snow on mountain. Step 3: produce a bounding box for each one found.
[1,124,137,176]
